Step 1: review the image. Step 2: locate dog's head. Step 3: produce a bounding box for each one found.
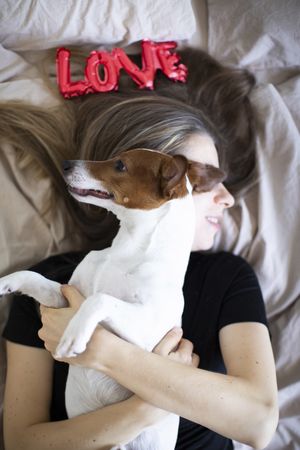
[62,148,225,211]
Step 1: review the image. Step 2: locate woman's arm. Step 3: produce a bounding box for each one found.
[39,285,278,449]
[4,285,198,450]
[95,322,278,450]
[3,340,169,450]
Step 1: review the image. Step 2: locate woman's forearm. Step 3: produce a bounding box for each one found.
[97,334,276,449]
[39,289,277,449]
[6,395,167,450]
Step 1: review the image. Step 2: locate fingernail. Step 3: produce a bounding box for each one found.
[172,327,183,334]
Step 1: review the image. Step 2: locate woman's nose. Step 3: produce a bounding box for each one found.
[214,184,235,208]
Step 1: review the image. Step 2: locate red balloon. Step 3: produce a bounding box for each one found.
[86,51,119,92]
[56,48,92,98]
[156,42,188,82]
[56,40,188,99]
[112,41,156,89]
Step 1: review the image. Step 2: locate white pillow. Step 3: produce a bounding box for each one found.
[0,0,196,51]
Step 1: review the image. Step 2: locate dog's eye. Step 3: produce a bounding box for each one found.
[115,160,127,172]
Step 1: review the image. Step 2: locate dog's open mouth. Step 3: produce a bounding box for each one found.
[68,186,114,200]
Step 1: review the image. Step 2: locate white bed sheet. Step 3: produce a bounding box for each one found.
[207,2,300,449]
[0,1,300,449]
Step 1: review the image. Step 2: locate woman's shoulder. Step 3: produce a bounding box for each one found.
[187,251,261,295]
[28,251,87,280]
[189,250,253,274]
[186,251,267,332]
[2,251,87,348]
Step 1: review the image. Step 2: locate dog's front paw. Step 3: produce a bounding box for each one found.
[0,274,21,297]
[54,314,96,358]
[0,283,13,297]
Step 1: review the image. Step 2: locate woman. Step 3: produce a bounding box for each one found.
[2,50,278,449]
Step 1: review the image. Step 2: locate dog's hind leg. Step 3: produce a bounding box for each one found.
[0,271,66,307]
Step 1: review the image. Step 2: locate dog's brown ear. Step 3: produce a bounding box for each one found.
[188,161,226,193]
[160,154,188,199]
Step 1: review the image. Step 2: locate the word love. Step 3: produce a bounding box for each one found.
[56,39,187,98]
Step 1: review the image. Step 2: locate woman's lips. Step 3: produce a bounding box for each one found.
[206,216,222,230]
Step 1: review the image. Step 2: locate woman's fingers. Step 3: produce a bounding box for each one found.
[153,330,200,367]
[38,285,85,354]
[40,304,46,315]
[40,285,84,318]
[169,338,194,365]
[153,327,183,356]
[192,352,200,368]
[61,284,85,309]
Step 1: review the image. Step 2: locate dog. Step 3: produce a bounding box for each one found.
[0,148,225,449]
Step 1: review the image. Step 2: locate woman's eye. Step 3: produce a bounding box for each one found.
[115,160,127,172]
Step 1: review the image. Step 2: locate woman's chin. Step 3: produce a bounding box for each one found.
[191,238,214,252]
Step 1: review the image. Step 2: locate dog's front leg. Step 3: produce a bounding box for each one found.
[0,271,66,308]
[55,293,147,358]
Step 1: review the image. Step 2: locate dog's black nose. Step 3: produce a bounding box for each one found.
[62,160,73,172]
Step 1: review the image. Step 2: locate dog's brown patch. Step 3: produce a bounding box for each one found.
[84,149,226,209]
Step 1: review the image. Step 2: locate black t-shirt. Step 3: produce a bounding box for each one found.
[3,251,268,450]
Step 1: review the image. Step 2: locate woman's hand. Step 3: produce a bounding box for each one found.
[39,284,199,371]
[38,285,110,369]
[38,285,83,352]
[153,327,200,368]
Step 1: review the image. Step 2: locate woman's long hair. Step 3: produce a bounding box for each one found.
[0,48,256,249]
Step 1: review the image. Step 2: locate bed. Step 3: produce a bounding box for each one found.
[0,1,299,449]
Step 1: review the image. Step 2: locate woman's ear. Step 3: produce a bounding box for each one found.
[160,154,189,199]
[188,161,226,193]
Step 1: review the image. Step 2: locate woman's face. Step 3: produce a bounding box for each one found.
[179,134,234,251]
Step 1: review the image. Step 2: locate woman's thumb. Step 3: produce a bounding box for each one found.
[153,327,183,356]
[61,284,84,309]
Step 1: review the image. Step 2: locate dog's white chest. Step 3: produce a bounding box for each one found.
[94,262,139,300]
[71,253,145,302]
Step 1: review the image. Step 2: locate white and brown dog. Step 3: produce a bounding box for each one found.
[0,148,224,449]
